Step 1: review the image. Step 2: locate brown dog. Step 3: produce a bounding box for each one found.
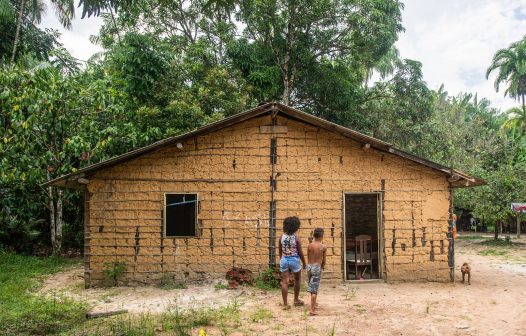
[461,263,471,285]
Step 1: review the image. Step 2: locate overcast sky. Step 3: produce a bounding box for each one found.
[40,0,526,112]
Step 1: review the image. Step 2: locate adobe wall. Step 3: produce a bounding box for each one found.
[273,117,452,282]
[84,114,452,287]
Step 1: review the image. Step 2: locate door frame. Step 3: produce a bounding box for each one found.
[342,192,384,281]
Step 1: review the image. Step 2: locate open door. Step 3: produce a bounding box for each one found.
[343,193,382,280]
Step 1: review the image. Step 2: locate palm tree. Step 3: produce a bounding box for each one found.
[486,37,526,113]
[501,106,526,137]
[365,46,401,85]
[1,0,75,65]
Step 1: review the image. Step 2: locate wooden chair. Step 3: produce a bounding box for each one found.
[349,235,373,279]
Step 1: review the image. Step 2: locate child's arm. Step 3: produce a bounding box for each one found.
[321,245,327,270]
[297,239,307,268]
[279,237,283,259]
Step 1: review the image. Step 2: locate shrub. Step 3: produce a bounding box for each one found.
[103,261,127,286]
[254,267,280,290]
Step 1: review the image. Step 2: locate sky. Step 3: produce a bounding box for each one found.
[39,0,526,112]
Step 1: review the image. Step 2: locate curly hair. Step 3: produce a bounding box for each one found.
[283,216,301,235]
[313,228,324,238]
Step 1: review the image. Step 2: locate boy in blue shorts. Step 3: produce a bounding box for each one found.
[279,216,306,309]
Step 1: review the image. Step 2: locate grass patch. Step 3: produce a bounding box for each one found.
[250,307,273,323]
[343,287,357,301]
[353,304,367,314]
[456,235,485,241]
[477,238,517,257]
[480,238,514,247]
[478,248,509,256]
[0,251,86,335]
[254,267,280,290]
[161,299,242,336]
[214,281,228,290]
[74,299,243,335]
[156,273,187,290]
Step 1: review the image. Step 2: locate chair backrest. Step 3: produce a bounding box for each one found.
[354,235,372,262]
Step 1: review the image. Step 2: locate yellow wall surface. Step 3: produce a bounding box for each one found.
[85,114,452,286]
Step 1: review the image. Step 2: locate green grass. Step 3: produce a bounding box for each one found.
[253,267,280,291]
[214,281,228,290]
[480,238,514,247]
[250,307,273,323]
[477,238,516,257]
[156,273,188,290]
[0,251,86,335]
[455,235,485,241]
[478,248,509,256]
[353,304,367,314]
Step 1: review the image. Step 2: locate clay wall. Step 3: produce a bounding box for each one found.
[84,114,452,286]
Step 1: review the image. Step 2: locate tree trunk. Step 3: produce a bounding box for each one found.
[494,221,499,240]
[283,76,290,106]
[47,171,63,254]
[47,176,56,252]
[55,189,63,253]
[10,0,25,65]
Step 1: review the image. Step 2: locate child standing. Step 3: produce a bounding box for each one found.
[279,216,306,310]
[306,228,326,315]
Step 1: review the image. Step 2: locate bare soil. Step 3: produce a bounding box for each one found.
[41,236,526,335]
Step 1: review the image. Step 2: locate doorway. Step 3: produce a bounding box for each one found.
[343,193,382,280]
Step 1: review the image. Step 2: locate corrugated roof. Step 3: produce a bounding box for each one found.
[45,102,485,188]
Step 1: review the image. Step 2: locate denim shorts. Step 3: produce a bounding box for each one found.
[307,264,322,294]
[280,256,302,273]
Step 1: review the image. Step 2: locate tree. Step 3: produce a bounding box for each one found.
[0,64,127,253]
[486,36,526,113]
[237,0,404,105]
[2,0,75,64]
[501,106,526,136]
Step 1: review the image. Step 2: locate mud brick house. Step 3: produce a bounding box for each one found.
[47,103,484,287]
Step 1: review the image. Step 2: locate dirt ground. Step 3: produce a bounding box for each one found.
[41,235,526,336]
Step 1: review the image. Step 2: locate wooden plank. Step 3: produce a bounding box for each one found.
[86,309,128,319]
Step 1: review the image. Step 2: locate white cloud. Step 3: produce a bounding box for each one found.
[38,1,103,62]
[397,0,526,111]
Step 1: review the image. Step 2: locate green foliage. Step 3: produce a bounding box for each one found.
[487,36,526,108]
[160,300,241,336]
[480,238,514,247]
[1,0,525,254]
[0,251,86,335]
[157,274,188,290]
[254,267,280,290]
[103,261,127,286]
[214,281,228,290]
[250,307,273,323]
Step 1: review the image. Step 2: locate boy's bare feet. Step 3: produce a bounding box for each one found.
[294,300,305,306]
[282,304,291,310]
[309,311,318,316]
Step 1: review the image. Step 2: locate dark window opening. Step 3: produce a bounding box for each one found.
[165,193,197,237]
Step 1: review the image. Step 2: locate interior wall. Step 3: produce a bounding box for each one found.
[345,194,378,241]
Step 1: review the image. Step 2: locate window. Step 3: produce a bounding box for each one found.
[164,193,198,237]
